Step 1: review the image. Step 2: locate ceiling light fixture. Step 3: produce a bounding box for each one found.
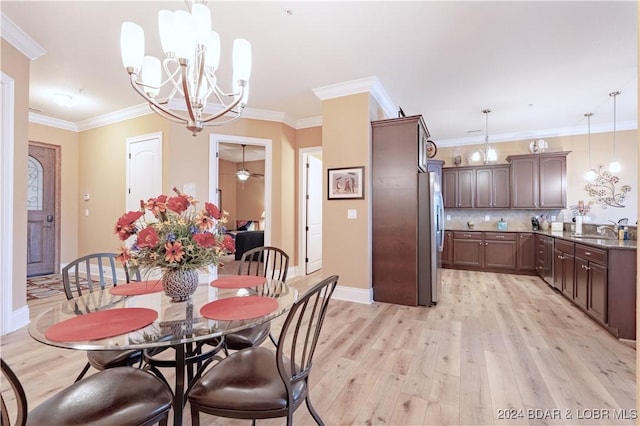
[608,91,621,173]
[236,144,251,181]
[472,109,498,164]
[584,112,596,180]
[120,1,252,136]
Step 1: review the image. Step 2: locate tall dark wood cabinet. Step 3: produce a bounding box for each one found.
[371,115,443,306]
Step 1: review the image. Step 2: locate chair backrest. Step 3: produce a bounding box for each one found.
[237,246,290,282]
[1,359,28,426]
[61,252,140,299]
[275,275,338,403]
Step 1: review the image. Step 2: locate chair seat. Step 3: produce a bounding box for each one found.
[26,367,173,426]
[224,322,271,351]
[87,349,142,370]
[188,347,306,412]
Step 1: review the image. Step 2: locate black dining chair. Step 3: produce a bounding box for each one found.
[224,245,290,351]
[61,252,144,381]
[188,274,339,426]
[1,359,173,426]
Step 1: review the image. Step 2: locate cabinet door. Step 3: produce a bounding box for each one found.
[457,169,475,208]
[553,249,564,289]
[562,254,575,299]
[510,158,538,208]
[517,233,536,271]
[587,262,607,324]
[484,240,516,270]
[442,231,453,266]
[538,156,567,208]
[475,168,492,208]
[453,238,483,267]
[574,257,588,309]
[492,166,510,208]
[442,169,458,208]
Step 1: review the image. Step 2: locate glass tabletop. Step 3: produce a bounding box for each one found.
[29,279,297,351]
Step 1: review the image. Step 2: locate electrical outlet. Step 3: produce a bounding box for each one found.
[485,215,490,222]
[551,215,556,221]
[446,214,451,221]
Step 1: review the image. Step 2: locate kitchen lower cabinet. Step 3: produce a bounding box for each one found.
[575,244,607,324]
[452,232,483,267]
[442,231,453,266]
[554,239,575,298]
[517,233,536,271]
[484,232,516,270]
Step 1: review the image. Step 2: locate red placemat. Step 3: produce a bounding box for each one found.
[200,296,278,321]
[44,308,158,342]
[210,275,266,289]
[109,280,163,296]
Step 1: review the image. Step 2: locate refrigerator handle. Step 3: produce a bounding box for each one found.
[437,192,445,252]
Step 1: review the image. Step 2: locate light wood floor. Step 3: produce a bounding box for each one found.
[2,270,636,425]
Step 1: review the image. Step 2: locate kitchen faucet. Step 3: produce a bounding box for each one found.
[596,224,618,237]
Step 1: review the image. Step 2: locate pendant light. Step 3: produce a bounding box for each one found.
[584,112,596,180]
[483,109,497,163]
[609,91,621,173]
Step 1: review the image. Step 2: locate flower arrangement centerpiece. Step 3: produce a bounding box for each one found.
[115,187,234,301]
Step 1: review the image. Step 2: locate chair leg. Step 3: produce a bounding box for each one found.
[75,362,91,382]
[190,405,200,426]
[268,333,278,347]
[306,397,325,426]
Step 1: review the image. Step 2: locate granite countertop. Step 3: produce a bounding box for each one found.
[445,228,637,250]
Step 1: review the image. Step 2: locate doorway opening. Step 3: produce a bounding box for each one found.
[299,147,323,276]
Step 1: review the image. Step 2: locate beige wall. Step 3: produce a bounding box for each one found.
[436,129,638,225]
[2,40,30,313]
[29,123,80,265]
[321,93,371,289]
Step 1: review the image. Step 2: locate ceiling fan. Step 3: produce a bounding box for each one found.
[235,144,264,181]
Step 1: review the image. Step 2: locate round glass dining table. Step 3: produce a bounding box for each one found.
[29,278,297,426]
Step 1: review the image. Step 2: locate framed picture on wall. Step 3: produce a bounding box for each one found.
[327,166,364,200]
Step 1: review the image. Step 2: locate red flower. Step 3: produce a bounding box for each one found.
[204,202,221,220]
[136,227,159,248]
[114,211,143,240]
[167,195,190,214]
[195,212,214,230]
[222,234,235,252]
[116,246,131,265]
[193,232,216,248]
[146,195,168,218]
[164,241,185,263]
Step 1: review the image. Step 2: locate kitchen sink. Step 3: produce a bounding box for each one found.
[570,233,617,240]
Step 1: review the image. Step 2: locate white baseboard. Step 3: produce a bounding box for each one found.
[332,285,373,304]
[7,305,30,333]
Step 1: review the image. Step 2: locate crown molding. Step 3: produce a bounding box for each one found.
[312,76,396,119]
[296,116,323,129]
[437,119,638,147]
[1,13,45,60]
[29,112,78,132]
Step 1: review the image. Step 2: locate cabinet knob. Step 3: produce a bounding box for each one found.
[584,252,591,256]
[485,243,488,246]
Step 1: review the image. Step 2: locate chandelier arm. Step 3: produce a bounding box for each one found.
[179,60,198,123]
[149,103,189,124]
[201,111,244,127]
[163,58,185,97]
[200,86,246,124]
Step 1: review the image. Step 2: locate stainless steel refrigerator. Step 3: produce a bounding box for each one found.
[418,171,444,306]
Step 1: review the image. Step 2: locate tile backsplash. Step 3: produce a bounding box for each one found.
[444,208,637,239]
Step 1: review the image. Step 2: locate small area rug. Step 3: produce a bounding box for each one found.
[26,274,90,300]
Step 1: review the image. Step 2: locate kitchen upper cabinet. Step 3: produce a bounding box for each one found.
[507,152,569,209]
[443,168,474,208]
[475,165,510,208]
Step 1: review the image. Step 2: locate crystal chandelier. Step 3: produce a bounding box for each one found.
[120,1,252,136]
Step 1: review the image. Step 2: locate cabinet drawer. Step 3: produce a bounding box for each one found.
[575,244,607,264]
[484,232,516,241]
[453,231,482,240]
[555,239,574,254]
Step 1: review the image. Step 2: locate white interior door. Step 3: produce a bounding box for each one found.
[305,154,322,274]
[127,133,163,213]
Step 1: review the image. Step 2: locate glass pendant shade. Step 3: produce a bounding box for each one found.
[236,170,250,181]
[233,39,252,82]
[120,22,144,71]
[486,148,497,162]
[609,161,621,173]
[141,56,161,97]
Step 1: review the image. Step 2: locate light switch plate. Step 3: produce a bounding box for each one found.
[446,214,451,221]
[485,215,490,221]
[347,209,357,219]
